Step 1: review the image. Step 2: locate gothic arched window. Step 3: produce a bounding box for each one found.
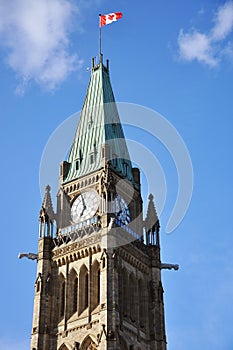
[129,273,137,322]
[73,277,78,313]
[121,268,129,317]
[79,265,89,314]
[91,260,100,311]
[59,345,69,350]
[138,278,145,328]
[85,273,88,309]
[80,335,97,350]
[67,269,78,318]
[98,270,100,304]
[60,278,66,318]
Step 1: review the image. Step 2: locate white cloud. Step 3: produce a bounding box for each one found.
[178,1,233,67]
[212,1,233,40]
[178,30,218,67]
[0,0,82,93]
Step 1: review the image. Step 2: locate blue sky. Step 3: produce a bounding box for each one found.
[1,0,233,349]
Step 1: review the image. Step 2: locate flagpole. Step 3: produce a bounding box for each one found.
[99,14,102,57]
[98,12,123,59]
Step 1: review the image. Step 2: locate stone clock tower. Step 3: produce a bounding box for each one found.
[29,55,177,350]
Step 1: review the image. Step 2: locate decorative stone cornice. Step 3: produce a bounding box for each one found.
[57,320,99,338]
[52,237,101,267]
[117,244,150,274]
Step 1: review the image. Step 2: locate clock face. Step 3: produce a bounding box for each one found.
[115,194,131,224]
[71,190,100,223]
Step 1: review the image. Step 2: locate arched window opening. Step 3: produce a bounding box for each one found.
[91,261,100,311]
[80,335,97,350]
[60,281,65,318]
[121,269,128,317]
[73,277,78,313]
[67,269,78,319]
[85,273,88,309]
[59,345,69,350]
[79,265,89,314]
[97,269,100,304]
[129,274,136,322]
[139,279,145,328]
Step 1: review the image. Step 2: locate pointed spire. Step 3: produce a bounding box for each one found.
[62,56,135,186]
[145,194,160,245]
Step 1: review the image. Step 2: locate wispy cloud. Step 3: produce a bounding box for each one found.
[178,30,218,67]
[211,1,233,40]
[178,1,233,67]
[0,0,82,93]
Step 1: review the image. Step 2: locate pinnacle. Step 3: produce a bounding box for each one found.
[42,184,55,220]
[145,193,159,232]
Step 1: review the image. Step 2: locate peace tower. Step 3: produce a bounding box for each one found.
[29,54,178,350]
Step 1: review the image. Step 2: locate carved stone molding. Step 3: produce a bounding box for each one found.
[53,242,101,267]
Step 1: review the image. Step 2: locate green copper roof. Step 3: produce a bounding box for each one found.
[63,56,134,185]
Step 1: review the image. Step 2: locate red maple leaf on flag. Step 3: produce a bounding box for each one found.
[99,12,123,27]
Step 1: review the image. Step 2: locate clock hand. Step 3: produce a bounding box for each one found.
[80,194,86,216]
[81,194,86,207]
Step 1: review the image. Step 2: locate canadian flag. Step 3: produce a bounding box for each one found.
[99,12,123,27]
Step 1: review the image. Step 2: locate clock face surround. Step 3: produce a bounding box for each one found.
[71,190,100,223]
[114,194,131,225]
